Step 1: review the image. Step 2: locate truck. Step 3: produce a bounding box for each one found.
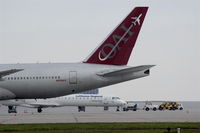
[123,103,137,111]
[143,101,159,111]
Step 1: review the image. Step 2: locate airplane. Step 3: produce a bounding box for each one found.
[131,13,142,26]
[0,94,127,113]
[0,7,153,100]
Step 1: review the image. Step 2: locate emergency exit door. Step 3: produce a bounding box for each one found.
[69,71,77,84]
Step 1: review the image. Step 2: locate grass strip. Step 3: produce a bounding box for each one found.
[0,122,200,132]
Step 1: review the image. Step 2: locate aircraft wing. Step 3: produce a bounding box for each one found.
[25,102,60,108]
[97,65,155,77]
[0,69,24,78]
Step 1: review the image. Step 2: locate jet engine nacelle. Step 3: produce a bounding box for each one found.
[0,87,16,100]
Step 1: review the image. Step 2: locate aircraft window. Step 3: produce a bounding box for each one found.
[42,77,45,79]
[55,76,57,79]
[10,77,13,80]
[39,77,41,79]
[8,77,10,80]
[17,77,19,80]
[46,77,48,79]
[14,77,16,80]
[33,77,35,79]
[27,77,29,80]
[36,77,38,80]
[49,77,51,79]
[20,77,23,80]
[58,76,60,79]
[24,77,26,79]
[52,77,54,79]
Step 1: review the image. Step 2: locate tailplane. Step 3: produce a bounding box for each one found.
[84,7,148,65]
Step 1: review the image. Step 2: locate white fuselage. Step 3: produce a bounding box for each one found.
[0,94,127,108]
[0,63,149,100]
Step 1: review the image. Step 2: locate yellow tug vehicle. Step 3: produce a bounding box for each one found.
[158,101,183,111]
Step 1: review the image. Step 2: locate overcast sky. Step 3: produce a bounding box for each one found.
[0,0,199,101]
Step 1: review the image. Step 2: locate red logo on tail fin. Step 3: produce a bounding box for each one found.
[98,19,136,61]
[84,7,148,65]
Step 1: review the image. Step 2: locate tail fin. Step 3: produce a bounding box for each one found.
[84,7,148,65]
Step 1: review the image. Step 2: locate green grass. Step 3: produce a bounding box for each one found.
[0,122,200,133]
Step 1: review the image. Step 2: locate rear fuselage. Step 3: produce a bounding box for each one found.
[0,63,148,99]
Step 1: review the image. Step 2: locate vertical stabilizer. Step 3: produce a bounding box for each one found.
[84,7,148,65]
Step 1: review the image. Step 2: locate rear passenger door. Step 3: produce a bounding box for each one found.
[69,71,77,84]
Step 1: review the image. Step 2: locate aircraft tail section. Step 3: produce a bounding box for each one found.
[84,7,148,65]
[96,65,154,77]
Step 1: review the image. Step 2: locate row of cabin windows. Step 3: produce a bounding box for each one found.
[6,76,61,80]
[60,97,102,100]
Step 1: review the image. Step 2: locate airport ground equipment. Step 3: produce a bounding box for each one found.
[8,106,17,113]
[179,104,184,110]
[123,103,137,111]
[159,101,183,111]
[78,106,85,112]
[143,101,159,111]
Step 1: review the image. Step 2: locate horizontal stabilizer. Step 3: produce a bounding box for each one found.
[97,65,155,77]
[0,69,24,78]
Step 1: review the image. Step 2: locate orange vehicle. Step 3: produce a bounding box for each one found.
[159,101,183,111]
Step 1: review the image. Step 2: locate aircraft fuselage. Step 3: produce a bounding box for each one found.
[0,63,148,100]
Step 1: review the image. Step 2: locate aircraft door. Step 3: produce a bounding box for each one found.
[69,71,77,84]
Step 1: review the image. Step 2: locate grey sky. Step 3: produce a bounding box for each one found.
[0,0,199,101]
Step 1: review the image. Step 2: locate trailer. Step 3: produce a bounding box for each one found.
[159,101,183,111]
